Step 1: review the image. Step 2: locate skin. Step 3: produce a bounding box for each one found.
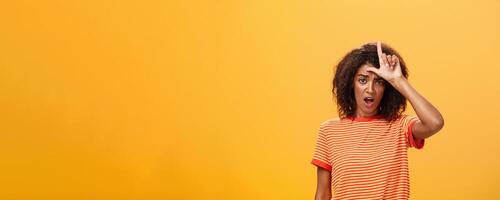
[314,167,331,200]
[314,41,444,199]
[366,41,444,140]
[353,63,386,118]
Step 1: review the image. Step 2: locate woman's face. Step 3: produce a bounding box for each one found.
[353,63,386,117]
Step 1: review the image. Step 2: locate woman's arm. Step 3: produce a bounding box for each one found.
[315,167,331,200]
[389,77,444,139]
[367,41,444,140]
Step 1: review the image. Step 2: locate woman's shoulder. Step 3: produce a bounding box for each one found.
[387,114,418,125]
[396,114,417,121]
[322,117,341,124]
[318,117,342,130]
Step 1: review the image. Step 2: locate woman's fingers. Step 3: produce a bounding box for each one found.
[382,53,390,68]
[393,55,400,66]
[377,41,384,62]
[385,54,399,70]
[377,41,398,70]
[389,55,396,67]
[377,41,391,68]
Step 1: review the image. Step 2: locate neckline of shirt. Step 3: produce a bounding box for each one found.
[345,114,384,122]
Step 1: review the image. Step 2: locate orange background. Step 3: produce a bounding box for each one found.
[0,0,499,199]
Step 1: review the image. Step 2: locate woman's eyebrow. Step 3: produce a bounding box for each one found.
[357,74,383,80]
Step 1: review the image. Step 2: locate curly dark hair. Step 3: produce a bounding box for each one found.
[332,42,410,122]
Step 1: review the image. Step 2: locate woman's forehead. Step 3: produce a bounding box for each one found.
[355,64,380,78]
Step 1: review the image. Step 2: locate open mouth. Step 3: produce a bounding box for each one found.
[363,97,375,108]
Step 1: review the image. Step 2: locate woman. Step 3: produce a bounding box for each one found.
[311,41,444,200]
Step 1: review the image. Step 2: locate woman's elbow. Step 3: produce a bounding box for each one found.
[431,115,445,133]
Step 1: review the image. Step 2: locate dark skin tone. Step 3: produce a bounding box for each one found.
[368,41,444,139]
[314,167,331,200]
[314,41,444,200]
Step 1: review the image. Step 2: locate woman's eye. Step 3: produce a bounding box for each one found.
[359,79,366,84]
[376,80,385,85]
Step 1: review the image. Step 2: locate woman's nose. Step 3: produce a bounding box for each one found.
[366,82,375,93]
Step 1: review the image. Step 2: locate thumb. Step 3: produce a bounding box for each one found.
[365,66,380,75]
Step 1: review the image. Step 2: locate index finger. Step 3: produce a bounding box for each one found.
[377,41,383,60]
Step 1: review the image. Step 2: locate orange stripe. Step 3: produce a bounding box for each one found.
[311,114,424,200]
[311,159,332,171]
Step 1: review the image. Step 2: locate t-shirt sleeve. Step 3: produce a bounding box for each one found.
[403,115,425,149]
[311,124,332,171]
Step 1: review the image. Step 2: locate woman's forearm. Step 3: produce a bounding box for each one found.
[390,77,444,138]
[315,192,331,200]
[315,167,332,200]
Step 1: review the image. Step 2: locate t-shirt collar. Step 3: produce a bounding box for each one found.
[346,114,384,122]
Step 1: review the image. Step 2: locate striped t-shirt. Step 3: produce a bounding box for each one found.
[311,114,424,200]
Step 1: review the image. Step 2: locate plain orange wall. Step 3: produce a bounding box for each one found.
[1,0,499,199]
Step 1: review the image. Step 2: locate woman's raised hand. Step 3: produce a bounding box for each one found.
[366,41,404,83]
